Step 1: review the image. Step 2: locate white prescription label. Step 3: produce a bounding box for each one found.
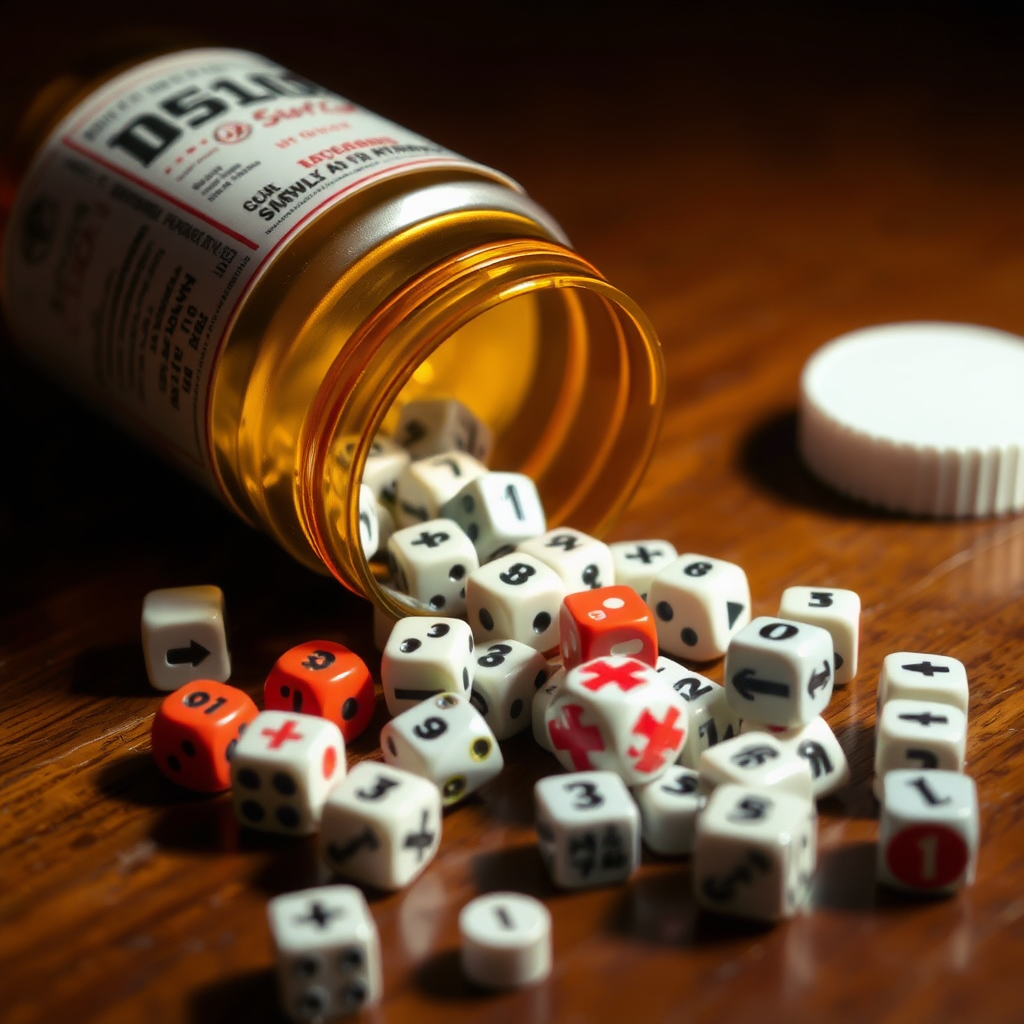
[2,48,500,487]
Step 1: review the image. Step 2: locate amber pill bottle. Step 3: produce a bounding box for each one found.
[0,44,665,615]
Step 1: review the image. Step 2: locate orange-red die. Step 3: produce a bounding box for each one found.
[264,640,375,743]
[151,680,258,792]
[559,585,658,670]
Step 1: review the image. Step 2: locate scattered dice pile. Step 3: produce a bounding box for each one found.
[142,398,979,1021]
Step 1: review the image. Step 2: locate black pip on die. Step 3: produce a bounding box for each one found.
[267,884,381,1022]
[231,711,345,835]
[386,517,479,615]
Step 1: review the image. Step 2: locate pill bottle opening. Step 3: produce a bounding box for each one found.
[307,242,664,616]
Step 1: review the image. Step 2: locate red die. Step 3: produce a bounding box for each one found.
[151,680,258,792]
[559,585,658,670]
[264,640,376,743]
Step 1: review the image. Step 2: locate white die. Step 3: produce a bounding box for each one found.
[647,553,751,662]
[693,784,816,921]
[877,652,969,714]
[877,769,979,893]
[395,397,492,463]
[699,732,814,801]
[725,616,836,729]
[394,450,488,528]
[231,711,346,835]
[141,584,231,691]
[320,761,441,891]
[534,770,641,888]
[353,433,410,505]
[459,892,552,989]
[653,657,738,768]
[381,616,476,717]
[357,484,380,557]
[440,471,547,563]
[741,716,851,800]
[609,539,679,601]
[469,639,549,741]
[545,656,689,785]
[465,552,566,652]
[386,517,479,615]
[267,884,381,1021]
[777,586,861,685]
[517,528,615,594]
[632,765,702,856]
[380,691,503,806]
[873,699,967,798]
[532,667,566,752]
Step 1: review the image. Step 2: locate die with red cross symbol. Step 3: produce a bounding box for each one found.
[544,656,689,786]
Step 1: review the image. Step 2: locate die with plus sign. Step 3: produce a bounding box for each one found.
[150,679,258,793]
[386,517,479,615]
[652,658,738,769]
[320,761,441,891]
[440,471,547,563]
[876,769,979,894]
[395,397,492,463]
[267,884,381,1021]
[647,553,751,662]
[545,656,689,786]
[534,770,641,889]
[876,652,969,714]
[609,539,678,601]
[230,710,345,835]
[264,640,376,744]
[693,783,817,922]
[469,638,549,741]
[393,450,488,528]
[465,552,566,653]
[724,616,836,729]
[141,584,231,691]
[380,616,476,718]
[873,698,967,799]
[517,527,615,594]
[559,585,658,670]
[380,691,503,806]
[777,585,861,684]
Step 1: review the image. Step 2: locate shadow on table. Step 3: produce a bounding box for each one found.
[190,965,281,1024]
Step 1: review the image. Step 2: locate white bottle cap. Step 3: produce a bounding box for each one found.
[799,322,1024,517]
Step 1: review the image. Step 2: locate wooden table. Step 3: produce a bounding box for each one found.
[2,5,1023,1022]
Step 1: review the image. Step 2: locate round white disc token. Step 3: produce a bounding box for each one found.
[458,891,552,989]
[799,321,1024,518]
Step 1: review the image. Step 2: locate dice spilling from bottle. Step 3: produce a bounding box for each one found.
[141,397,979,1019]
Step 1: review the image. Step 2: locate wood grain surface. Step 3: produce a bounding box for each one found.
[2,4,1023,1023]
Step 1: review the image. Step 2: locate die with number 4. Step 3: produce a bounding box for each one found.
[268,884,381,1022]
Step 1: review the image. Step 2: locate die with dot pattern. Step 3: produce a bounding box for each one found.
[380,616,476,718]
[465,552,566,653]
[559,585,658,670]
[647,554,751,662]
[393,449,488,528]
[386,517,479,615]
[380,691,503,806]
[469,638,549,741]
[517,527,615,594]
[320,761,442,891]
[231,710,345,835]
[264,640,376,744]
[267,884,381,1022]
[150,679,258,793]
[777,585,861,684]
